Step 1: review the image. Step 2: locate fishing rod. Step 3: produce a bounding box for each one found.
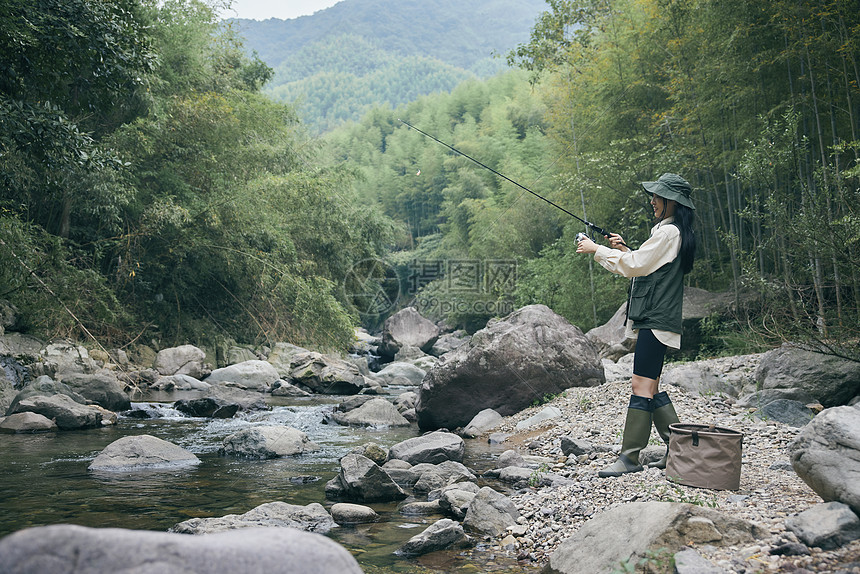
[398,119,626,246]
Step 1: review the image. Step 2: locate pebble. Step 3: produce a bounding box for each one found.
[481,379,860,571]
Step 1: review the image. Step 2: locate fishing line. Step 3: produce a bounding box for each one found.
[398,119,627,247]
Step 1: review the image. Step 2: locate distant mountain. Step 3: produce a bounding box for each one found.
[233,0,547,132]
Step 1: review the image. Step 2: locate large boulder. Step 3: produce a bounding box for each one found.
[429,331,470,357]
[372,362,427,386]
[330,502,378,524]
[756,345,860,408]
[0,333,43,357]
[0,299,18,335]
[394,344,429,362]
[174,387,267,417]
[154,344,208,378]
[379,307,440,358]
[330,398,410,427]
[416,305,604,430]
[544,502,767,574]
[380,459,420,488]
[57,371,130,412]
[497,449,527,468]
[789,405,860,515]
[755,399,815,427]
[350,328,380,355]
[600,354,631,383]
[0,333,45,358]
[585,301,635,360]
[462,486,520,536]
[6,376,88,415]
[89,434,200,471]
[10,394,105,430]
[439,482,480,520]
[205,360,280,392]
[395,518,472,557]
[174,396,239,418]
[659,354,761,398]
[388,431,465,464]
[785,501,860,550]
[220,425,320,458]
[680,287,760,352]
[226,346,257,365]
[0,412,57,433]
[266,342,311,378]
[126,343,158,368]
[288,352,367,395]
[171,502,336,535]
[0,524,362,574]
[736,387,817,409]
[37,341,98,375]
[335,395,374,413]
[462,408,503,438]
[412,460,476,493]
[326,453,408,503]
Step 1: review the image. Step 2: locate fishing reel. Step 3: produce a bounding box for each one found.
[576,232,589,242]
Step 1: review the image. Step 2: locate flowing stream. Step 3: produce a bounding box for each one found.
[0,387,540,573]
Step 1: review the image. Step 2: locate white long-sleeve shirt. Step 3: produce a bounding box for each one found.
[593,218,682,349]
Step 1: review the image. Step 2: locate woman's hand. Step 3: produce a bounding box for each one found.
[607,233,629,252]
[576,236,598,254]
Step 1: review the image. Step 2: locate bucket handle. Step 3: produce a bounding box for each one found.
[693,423,717,446]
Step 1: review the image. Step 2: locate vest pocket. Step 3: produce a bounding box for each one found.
[627,276,655,322]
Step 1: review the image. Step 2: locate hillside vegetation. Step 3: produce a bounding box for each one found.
[232,0,546,132]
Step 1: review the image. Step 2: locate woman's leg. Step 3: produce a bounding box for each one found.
[598,330,666,478]
[597,394,652,477]
[631,329,667,387]
[631,374,657,398]
[649,390,679,468]
[632,330,679,469]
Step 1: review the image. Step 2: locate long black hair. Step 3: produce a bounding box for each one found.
[674,203,696,274]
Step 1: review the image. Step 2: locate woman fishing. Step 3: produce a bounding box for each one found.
[576,173,696,477]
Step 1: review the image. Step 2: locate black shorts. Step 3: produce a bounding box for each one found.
[632,328,667,379]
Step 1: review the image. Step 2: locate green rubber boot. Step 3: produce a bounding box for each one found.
[647,391,679,469]
[598,395,652,478]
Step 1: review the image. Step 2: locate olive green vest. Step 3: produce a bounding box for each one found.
[626,251,685,335]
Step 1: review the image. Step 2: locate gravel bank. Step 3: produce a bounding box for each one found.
[482,379,860,572]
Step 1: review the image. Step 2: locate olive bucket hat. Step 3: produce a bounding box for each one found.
[642,173,696,210]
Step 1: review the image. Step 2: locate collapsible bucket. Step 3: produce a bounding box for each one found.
[665,423,743,490]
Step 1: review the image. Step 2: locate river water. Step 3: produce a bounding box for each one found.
[0,387,540,573]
